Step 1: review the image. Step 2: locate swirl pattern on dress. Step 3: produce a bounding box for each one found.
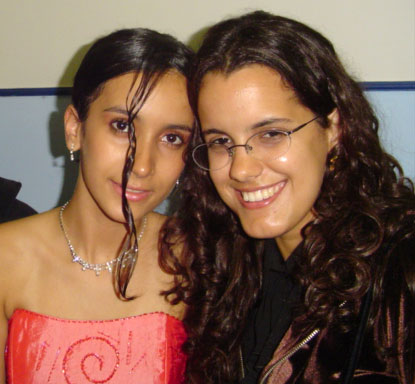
[6,309,187,384]
[63,336,120,384]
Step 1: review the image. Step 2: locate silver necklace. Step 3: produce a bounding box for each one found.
[59,201,147,276]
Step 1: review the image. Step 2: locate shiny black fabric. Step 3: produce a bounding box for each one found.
[261,236,414,384]
[241,240,302,383]
[0,177,36,223]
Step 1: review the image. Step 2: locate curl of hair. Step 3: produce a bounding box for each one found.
[71,28,194,299]
[160,131,263,382]
[162,11,415,382]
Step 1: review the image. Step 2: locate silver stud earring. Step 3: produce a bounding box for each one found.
[176,178,180,186]
[70,143,75,162]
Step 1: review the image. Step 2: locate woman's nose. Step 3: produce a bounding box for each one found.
[228,147,263,182]
[131,142,154,178]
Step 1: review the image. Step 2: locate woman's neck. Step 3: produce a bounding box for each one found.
[276,211,315,260]
[59,194,144,265]
[275,234,302,261]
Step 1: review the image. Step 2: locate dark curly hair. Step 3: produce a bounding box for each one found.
[161,11,415,382]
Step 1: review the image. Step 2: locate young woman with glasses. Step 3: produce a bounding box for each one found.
[0,28,194,383]
[161,11,415,383]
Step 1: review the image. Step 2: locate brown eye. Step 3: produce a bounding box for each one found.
[210,137,231,146]
[259,130,286,142]
[161,134,184,146]
[110,120,129,133]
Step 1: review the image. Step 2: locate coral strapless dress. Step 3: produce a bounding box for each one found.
[6,309,187,384]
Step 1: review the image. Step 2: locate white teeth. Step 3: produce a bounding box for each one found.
[126,188,142,193]
[241,183,284,202]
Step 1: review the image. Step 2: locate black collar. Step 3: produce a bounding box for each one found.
[264,239,302,274]
[0,177,21,212]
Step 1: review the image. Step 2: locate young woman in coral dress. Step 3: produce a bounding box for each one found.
[0,27,194,383]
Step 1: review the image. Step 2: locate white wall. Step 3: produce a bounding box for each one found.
[1,0,414,88]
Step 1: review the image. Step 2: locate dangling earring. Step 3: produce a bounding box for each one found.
[171,178,180,195]
[70,143,75,162]
[329,155,338,171]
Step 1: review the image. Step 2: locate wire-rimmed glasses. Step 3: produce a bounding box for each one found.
[192,116,320,171]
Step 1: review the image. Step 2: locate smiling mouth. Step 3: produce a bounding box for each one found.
[126,186,146,193]
[240,182,285,203]
[113,181,146,193]
[112,181,151,200]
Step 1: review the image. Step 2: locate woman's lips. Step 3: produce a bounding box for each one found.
[236,181,286,209]
[112,181,151,202]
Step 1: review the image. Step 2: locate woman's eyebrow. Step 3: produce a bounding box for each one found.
[103,107,192,132]
[202,128,225,137]
[252,117,291,129]
[165,124,193,132]
[202,117,293,137]
[103,106,129,115]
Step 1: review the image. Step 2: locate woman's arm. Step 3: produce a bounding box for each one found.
[0,309,7,383]
[0,220,28,384]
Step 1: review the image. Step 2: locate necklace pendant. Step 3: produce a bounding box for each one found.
[59,202,147,276]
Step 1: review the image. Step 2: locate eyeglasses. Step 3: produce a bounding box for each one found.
[192,116,320,171]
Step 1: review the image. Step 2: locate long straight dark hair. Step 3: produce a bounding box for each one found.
[72,28,194,299]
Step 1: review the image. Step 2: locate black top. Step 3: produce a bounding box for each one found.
[0,177,37,223]
[240,239,302,383]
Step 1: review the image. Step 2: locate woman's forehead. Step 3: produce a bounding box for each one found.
[197,65,305,132]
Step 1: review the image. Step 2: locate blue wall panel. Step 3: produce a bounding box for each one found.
[0,89,414,213]
[367,90,415,179]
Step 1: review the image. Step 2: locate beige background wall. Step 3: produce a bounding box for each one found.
[1,0,414,88]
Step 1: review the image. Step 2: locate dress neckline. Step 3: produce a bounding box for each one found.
[10,308,183,324]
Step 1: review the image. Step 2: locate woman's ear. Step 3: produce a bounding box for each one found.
[64,105,82,151]
[326,108,340,150]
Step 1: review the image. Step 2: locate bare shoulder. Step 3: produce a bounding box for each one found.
[0,209,59,288]
[0,209,57,251]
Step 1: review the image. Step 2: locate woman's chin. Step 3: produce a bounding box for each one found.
[240,220,283,240]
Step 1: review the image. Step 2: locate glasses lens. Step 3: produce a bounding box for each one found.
[248,130,291,161]
[192,143,230,171]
